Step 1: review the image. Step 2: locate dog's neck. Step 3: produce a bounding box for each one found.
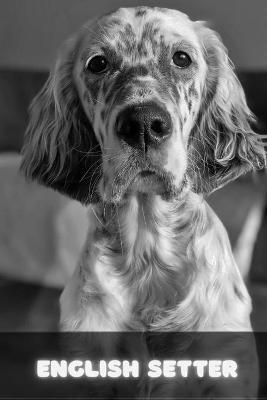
[92,191,199,264]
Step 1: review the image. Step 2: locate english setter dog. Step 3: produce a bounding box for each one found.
[21,7,265,332]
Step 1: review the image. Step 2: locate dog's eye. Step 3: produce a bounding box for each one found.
[85,55,108,74]
[172,51,192,68]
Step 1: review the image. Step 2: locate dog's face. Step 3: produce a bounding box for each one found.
[75,8,206,202]
[21,7,265,204]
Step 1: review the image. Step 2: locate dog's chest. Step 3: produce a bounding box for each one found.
[91,228,189,329]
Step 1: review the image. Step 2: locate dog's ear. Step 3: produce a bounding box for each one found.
[20,36,101,204]
[188,22,266,194]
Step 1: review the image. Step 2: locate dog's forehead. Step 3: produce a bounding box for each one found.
[107,7,193,31]
[83,7,198,50]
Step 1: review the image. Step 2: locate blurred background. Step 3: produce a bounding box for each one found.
[0,0,266,331]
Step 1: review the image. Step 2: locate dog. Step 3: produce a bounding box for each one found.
[21,6,266,332]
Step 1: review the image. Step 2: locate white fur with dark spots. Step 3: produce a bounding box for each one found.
[20,7,265,334]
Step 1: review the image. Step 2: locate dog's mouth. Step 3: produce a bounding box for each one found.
[104,165,186,203]
[128,170,165,193]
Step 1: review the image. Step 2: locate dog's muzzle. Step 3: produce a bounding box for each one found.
[115,102,172,152]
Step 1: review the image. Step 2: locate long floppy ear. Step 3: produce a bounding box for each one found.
[20,36,101,204]
[188,22,266,194]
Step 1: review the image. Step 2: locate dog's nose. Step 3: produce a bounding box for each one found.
[116,102,172,151]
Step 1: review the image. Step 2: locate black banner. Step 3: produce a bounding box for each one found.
[0,332,266,399]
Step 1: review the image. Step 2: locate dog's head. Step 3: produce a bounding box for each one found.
[21,7,266,203]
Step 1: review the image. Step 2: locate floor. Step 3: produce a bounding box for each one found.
[0,277,59,331]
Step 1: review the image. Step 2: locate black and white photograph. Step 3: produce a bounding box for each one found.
[0,0,266,398]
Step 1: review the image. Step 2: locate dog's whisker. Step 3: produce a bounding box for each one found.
[79,158,103,183]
